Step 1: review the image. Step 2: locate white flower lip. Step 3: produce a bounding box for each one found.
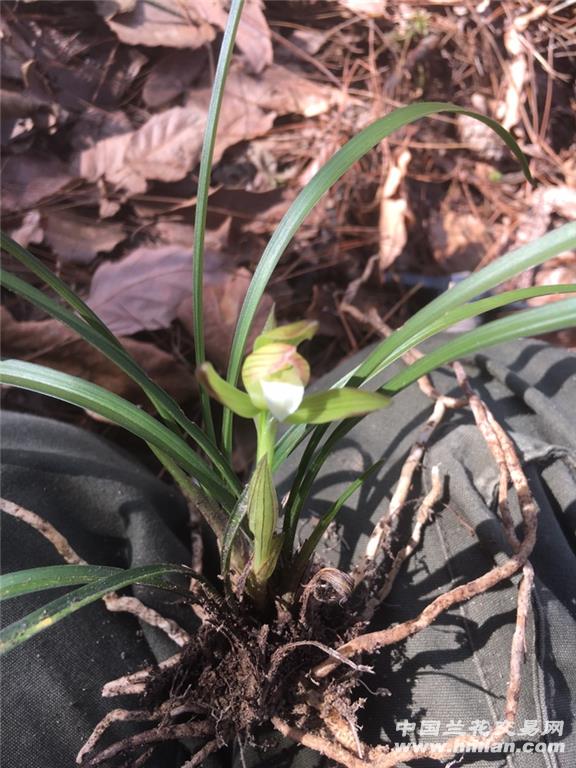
[260,379,304,422]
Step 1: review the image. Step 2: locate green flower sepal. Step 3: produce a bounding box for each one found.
[197,320,390,424]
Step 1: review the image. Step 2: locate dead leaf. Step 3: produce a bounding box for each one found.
[99,0,272,74]
[514,186,576,248]
[9,210,43,248]
[44,212,126,264]
[379,149,411,272]
[234,0,273,74]
[176,267,273,370]
[429,209,486,272]
[1,306,195,406]
[497,27,527,131]
[98,0,217,49]
[87,245,198,335]
[339,0,387,17]
[75,128,147,199]
[1,154,76,212]
[153,218,231,251]
[142,49,206,109]
[226,63,339,118]
[126,105,211,184]
[77,92,275,199]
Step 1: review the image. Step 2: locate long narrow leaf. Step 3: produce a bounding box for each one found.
[1,232,120,345]
[223,102,534,451]
[0,360,235,508]
[1,270,240,496]
[193,0,245,445]
[381,297,576,395]
[0,564,202,654]
[293,460,384,575]
[281,294,576,554]
[0,565,121,600]
[274,224,576,469]
[220,483,251,575]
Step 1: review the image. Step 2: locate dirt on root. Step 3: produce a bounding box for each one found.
[82,570,371,766]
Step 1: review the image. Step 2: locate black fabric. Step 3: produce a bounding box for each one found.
[1,337,575,768]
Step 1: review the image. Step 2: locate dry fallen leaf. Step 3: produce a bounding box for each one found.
[98,0,217,49]
[1,306,195,406]
[43,212,126,264]
[99,0,272,73]
[498,27,527,131]
[429,209,486,272]
[339,0,387,17]
[9,210,43,248]
[87,245,199,336]
[2,154,75,212]
[77,97,274,198]
[142,49,206,109]
[379,149,411,273]
[176,266,274,370]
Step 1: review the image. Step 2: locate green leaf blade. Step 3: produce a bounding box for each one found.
[380,297,576,396]
[0,360,234,508]
[0,564,201,654]
[0,565,122,600]
[0,270,239,493]
[223,102,535,450]
[193,0,246,444]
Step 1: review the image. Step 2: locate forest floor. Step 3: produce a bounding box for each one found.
[1,0,575,470]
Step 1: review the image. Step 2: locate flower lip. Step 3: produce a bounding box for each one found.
[260,379,305,422]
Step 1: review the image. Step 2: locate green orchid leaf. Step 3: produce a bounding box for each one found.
[221,483,251,576]
[287,388,391,424]
[193,0,246,443]
[246,456,279,581]
[254,320,319,350]
[0,359,234,508]
[0,565,122,600]
[223,101,534,451]
[381,296,576,396]
[197,363,259,418]
[293,460,385,579]
[0,564,205,654]
[273,224,576,470]
[0,268,240,497]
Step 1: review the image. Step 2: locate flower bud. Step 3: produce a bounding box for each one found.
[242,342,310,421]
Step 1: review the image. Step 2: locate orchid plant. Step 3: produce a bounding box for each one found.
[198,316,390,597]
[0,0,575,652]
